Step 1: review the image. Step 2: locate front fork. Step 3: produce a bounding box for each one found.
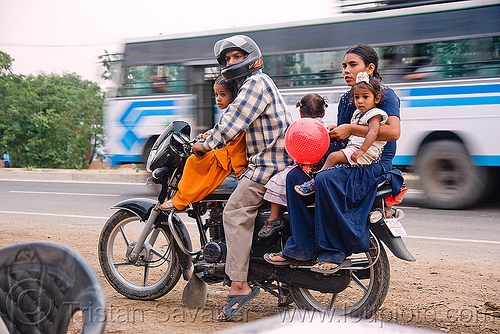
[129,205,162,261]
[128,202,200,263]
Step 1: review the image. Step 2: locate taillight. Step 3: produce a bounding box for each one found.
[385,186,408,207]
[385,208,404,219]
[369,210,383,223]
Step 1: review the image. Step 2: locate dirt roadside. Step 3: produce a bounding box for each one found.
[3,219,499,334]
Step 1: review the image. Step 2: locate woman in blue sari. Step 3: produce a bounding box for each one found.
[266,44,401,273]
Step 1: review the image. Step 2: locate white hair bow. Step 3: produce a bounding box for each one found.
[356,72,370,84]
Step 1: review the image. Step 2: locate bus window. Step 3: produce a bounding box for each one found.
[118,64,188,96]
[378,37,500,82]
[204,66,220,81]
[264,50,344,87]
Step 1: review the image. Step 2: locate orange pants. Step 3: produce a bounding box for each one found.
[172,132,247,209]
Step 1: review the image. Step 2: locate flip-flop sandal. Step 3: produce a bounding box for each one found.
[310,259,352,275]
[257,217,284,238]
[263,252,315,267]
[217,286,260,322]
[294,179,315,196]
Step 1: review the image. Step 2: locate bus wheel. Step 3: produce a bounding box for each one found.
[415,140,487,209]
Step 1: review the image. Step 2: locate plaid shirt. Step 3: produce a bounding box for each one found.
[203,72,294,184]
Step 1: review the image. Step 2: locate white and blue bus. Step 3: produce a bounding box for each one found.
[103,0,500,209]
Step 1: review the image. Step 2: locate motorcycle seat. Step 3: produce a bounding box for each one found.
[201,173,397,202]
[202,173,239,201]
[375,180,393,198]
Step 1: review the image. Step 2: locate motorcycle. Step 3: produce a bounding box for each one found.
[98,120,415,318]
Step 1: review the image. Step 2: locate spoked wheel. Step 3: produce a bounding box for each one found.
[290,236,390,318]
[98,210,181,300]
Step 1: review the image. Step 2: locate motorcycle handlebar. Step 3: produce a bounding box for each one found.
[152,166,169,179]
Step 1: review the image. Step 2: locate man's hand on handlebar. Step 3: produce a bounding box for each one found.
[196,130,211,140]
[192,141,207,157]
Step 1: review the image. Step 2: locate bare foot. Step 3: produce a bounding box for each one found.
[268,253,287,262]
[312,262,339,271]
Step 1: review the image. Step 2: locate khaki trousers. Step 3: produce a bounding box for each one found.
[223,176,266,281]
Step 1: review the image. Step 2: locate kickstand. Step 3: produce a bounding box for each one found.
[252,280,279,298]
[277,281,294,307]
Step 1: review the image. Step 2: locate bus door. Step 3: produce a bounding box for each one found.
[187,65,220,134]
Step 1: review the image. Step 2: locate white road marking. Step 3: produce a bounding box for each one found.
[404,235,500,245]
[395,206,420,210]
[10,191,119,197]
[0,210,109,220]
[0,210,198,225]
[1,178,147,185]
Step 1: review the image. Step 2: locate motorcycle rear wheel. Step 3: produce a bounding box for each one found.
[290,239,390,318]
[98,210,181,300]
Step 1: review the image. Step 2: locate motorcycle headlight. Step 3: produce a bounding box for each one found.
[145,147,158,172]
[170,132,191,157]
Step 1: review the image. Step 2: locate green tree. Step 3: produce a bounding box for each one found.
[0,51,17,155]
[0,51,14,76]
[0,51,104,169]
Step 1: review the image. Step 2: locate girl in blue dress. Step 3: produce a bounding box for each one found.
[265,44,402,274]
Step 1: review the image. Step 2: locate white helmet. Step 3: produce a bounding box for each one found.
[213,35,263,81]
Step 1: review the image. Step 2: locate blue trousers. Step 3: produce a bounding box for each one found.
[282,162,384,264]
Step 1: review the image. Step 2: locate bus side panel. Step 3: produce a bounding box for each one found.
[104,95,196,166]
[279,80,500,168]
[393,80,500,167]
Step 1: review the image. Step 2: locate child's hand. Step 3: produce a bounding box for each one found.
[351,149,365,163]
[327,125,336,138]
[329,124,351,140]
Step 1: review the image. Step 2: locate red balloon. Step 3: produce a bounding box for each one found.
[285,118,329,164]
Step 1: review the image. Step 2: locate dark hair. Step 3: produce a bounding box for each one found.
[345,44,382,81]
[214,75,237,96]
[352,77,383,102]
[296,93,328,118]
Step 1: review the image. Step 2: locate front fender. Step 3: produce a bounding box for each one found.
[112,198,194,279]
[111,198,193,252]
[111,198,156,221]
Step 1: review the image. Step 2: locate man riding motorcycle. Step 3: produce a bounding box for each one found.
[191,34,294,321]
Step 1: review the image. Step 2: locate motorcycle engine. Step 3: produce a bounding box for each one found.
[203,241,227,263]
[202,203,227,263]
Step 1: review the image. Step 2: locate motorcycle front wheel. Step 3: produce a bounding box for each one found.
[290,238,390,318]
[98,210,182,300]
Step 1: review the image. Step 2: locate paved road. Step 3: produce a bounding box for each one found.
[0,179,156,225]
[1,178,499,264]
[396,196,500,265]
